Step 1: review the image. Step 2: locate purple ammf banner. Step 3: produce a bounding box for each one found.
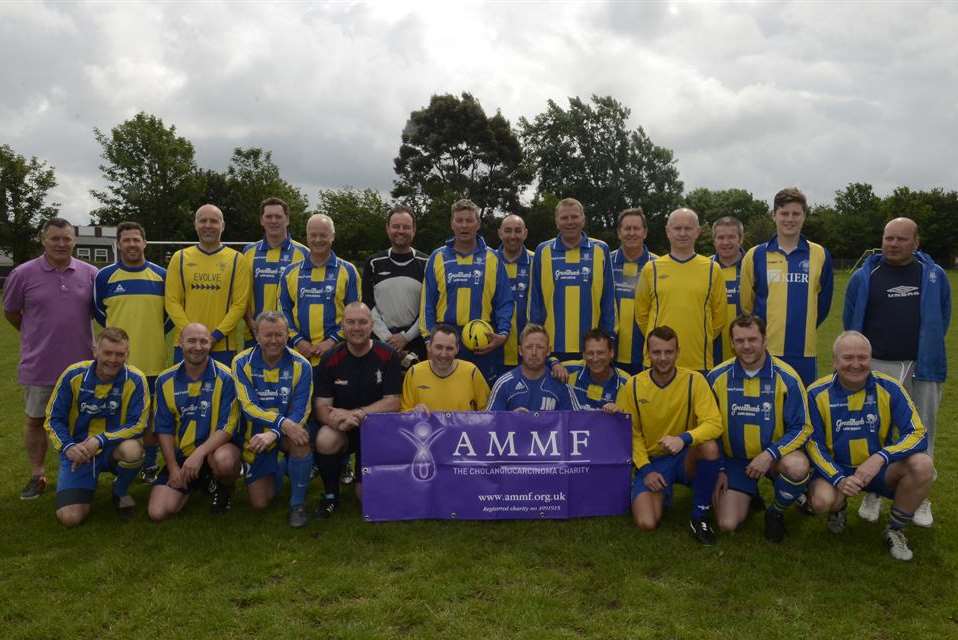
[361,411,633,521]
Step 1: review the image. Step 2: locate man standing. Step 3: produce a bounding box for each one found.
[401,324,490,412]
[4,218,98,499]
[611,208,656,375]
[420,199,513,382]
[363,206,428,362]
[487,325,581,412]
[617,326,723,544]
[710,216,745,365]
[634,208,726,372]
[231,312,315,527]
[45,328,148,526]
[805,332,933,561]
[279,213,361,366]
[708,315,812,542]
[242,197,309,347]
[562,329,630,412]
[94,221,170,482]
[495,214,534,372]
[529,198,616,361]
[843,217,949,527]
[314,303,402,516]
[165,204,251,366]
[740,188,833,386]
[148,323,239,521]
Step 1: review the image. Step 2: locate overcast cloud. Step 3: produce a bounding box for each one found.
[2,1,957,223]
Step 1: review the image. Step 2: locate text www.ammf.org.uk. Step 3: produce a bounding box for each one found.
[477,491,567,513]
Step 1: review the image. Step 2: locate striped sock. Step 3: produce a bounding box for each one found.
[889,506,914,531]
[770,472,811,512]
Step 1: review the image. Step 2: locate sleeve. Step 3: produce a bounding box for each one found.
[633,261,653,335]
[164,251,190,333]
[683,373,723,446]
[400,367,417,412]
[212,252,251,341]
[599,245,617,337]
[768,376,812,459]
[842,268,864,330]
[313,357,335,399]
[153,380,175,437]
[44,370,77,451]
[216,377,240,437]
[491,257,515,336]
[473,368,491,409]
[279,266,306,346]
[155,265,174,334]
[2,266,24,315]
[528,247,546,325]
[709,262,727,339]
[361,257,375,308]
[486,375,510,411]
[92,269,109,326]
[419,252,439,338]
[382,351,403,396]
[816,247,834,327]
[878,383,927,464]
[233,358,283,438]
[371,306,392,342]
[940,266,952,332]
[739,249,755,315]
[242,247,256,316]
[616,379,651,471]
[285,360,313,425]
[804,393,845,486]
[99,374,148,446]
[333,263,362,342]
[563,384,582,411]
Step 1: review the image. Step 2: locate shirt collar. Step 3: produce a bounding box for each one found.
[175,357,218,384]
[40,255,77,272]
[444,236,488,257]
[731,353,774,380]
[496,245,531,265]
[552,232,591,251]
[767,234,810,255]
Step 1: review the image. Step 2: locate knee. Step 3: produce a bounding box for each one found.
[116,440,144,464]
[148,502,170,523]
[631,503,659,531]
[808,488,835,515]
[698,439,720,460]
[315,428,343,455]
[716,514,741,533]
[907,454,935,483]
[780,452,810,480]
[56,507,87,528]
[249,496,271,511]
[210,445,239,473]
[287,443,311,458]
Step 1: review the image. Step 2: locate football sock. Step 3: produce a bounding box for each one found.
[316,453,342,500]
[889,505,913,531]
[691,458,720,521]
[143,444,159,469]
[287,454,312,508]
[770,472,810,512]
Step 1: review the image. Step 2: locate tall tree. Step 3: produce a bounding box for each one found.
[392,93,531,226]
[315,188,390,265]
[683,187,769,253]
[90,112,202,241]
[0,144,59,263]
[519,95,684,239]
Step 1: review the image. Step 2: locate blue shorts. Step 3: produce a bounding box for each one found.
[814,463,894,499]
[244,448,279,486]
[56,442,121,495]
[631,449,691,501]
[724,458,764,497]
[778,355,817,388]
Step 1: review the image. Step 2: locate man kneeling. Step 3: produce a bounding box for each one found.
[148,324,240,521]
[45,328,148,526]
[617,326,723,544]
[805,331,933,561]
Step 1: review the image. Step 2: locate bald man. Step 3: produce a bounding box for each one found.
[805,332,932,561]
[843,217,950,527]
[634,208,725,371]
[165,204,252,366]
[279,213,361,366]
[496,214,534,372]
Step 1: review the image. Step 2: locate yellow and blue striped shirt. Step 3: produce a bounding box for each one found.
[94,261,172,376]
[611,246,655,369]
[496,246,533,367]
[45,361,149,452]
[153,358,239,458]
[529,233,617,355]
[242,236,309,341]
[278,252,361,365]
[563,360,631,410]
[805,372,926,485]
[707,354,811,461]
[740,235,833,358]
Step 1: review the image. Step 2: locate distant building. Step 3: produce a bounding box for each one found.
[74,225,117,265]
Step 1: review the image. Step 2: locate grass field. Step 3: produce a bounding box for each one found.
[1,271,955,639]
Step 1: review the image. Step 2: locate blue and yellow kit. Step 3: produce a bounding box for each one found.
[232,345,313,463]
[707,355,811,461]
[610,247,655,371]
[634,254,726,371]
[420,237,513,337]
[487,368,581,411]
[616,367,722,470]
[400,360,490,412]
[529,233,616,355]
[805,372,926,486]
[45,361,149,452]
[739,235,833,361]
[278,252,361,365]
[94,261,172,376]
[711,254,743,366]
[562,360,631,410]
[165,245,252,354]
[153,358,239,459]
[242,236,309,342]
[496,246,534,367]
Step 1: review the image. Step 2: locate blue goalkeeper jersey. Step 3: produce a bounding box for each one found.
[153,357,239,458]
[529,233,616,355]
[487,367,582,411]
[420,236,513,337]
[563,360,630,410]
[740,235,833,359]
[496,246,533,367]
[610,246,655,368]
[805,371,926,485]
[707,354,811,461]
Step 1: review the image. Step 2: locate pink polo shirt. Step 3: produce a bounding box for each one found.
[3,255,97,386]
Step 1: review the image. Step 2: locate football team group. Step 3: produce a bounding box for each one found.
[4,188,949,561]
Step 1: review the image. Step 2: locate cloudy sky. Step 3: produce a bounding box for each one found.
[2,1,957,223]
